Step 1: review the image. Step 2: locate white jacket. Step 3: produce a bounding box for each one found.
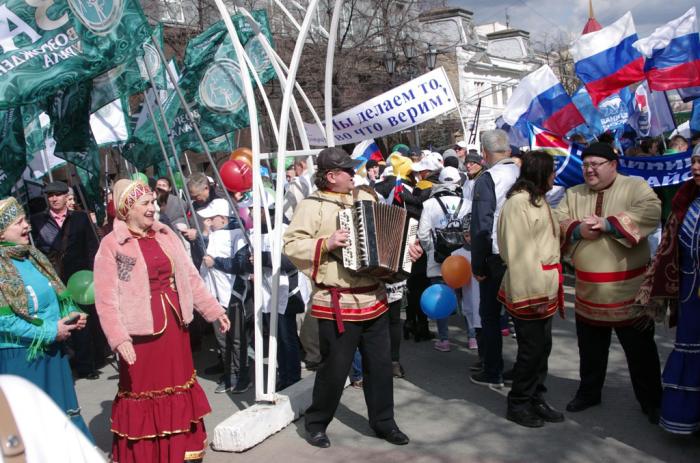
[418,187,472,278]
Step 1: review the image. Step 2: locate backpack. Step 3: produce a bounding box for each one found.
[432,196,466,263]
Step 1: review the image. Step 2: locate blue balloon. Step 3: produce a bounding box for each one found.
[420,284,457,320]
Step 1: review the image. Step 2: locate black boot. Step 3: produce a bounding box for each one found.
[507,405,544,428]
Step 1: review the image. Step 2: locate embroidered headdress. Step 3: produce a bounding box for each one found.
[113,179,152,221]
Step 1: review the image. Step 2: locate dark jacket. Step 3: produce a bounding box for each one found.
[30,209,98,283]
[470,172,497,278]
[374,175,424,220]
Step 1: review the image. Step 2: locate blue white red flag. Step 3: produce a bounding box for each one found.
[351,139,384,168]
[501,65,585,138]
[572,12,645,106]
[633,8,700,92]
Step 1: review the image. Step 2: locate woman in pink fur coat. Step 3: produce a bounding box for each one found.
[94,179,230,463]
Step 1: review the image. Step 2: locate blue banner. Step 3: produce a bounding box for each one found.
[555,148,693,188]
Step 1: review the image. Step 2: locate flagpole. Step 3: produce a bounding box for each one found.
[69,164,101,243]
[142,57,205,245]
[149,35,252,250]
[40,148,53,182]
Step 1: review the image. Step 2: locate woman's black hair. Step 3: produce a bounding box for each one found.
[506,150,555,207]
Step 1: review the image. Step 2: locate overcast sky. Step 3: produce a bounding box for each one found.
[448,0,695,45]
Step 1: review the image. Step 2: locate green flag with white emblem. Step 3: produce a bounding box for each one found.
[0,0,151,109]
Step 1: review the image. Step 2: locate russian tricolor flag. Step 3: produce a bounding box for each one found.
[351,139,384,168]
[501,65,585,138]
[572,12,645,106]
[633,7,700,92]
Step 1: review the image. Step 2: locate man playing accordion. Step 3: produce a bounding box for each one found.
[283,147,423,448]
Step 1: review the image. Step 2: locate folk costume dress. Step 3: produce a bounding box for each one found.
[556,174,663,412]
[0,242,92,440]
[636,180,700,434]
[497,191,562,411]
[283,187,399,436]
[110,230,210,463]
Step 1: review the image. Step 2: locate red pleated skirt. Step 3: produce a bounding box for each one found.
[110,302,210,463]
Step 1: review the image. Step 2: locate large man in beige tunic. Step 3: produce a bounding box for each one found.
[555,142,662,424]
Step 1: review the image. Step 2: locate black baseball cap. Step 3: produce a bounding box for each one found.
[316,147,359,171]
[44,181,69,194]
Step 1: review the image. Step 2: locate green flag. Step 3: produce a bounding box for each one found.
[121,10,274,170]
[179,9,276,141]
[21,103,50,156]
[0,107,27,196]
[47,80,101,174]
[0,0,151,109]
[91,23,166,112]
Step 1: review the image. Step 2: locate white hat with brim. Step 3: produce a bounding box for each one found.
[412,156,442,172]
[197,198,231,219]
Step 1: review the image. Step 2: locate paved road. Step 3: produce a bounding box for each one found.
[76,286,700,462]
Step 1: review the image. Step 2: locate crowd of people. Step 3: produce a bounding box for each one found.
[1,128,699,461]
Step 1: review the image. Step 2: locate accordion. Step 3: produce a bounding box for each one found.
[338,200,419,278]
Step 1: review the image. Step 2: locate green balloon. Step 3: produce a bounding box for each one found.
[173,172,184,190]
[66,270,95,306]
[131,172,148,184]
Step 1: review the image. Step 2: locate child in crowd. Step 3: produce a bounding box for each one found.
[199,199,252,394]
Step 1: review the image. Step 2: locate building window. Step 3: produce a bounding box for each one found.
[160,0,185,24]
[491,84,498,106]
[501,86,508,105]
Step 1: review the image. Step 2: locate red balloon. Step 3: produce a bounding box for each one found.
[219,159,253,193]
[441,255,472,289]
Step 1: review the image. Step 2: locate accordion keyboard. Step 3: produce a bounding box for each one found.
[339,208,360,271]
[401,218,419,274]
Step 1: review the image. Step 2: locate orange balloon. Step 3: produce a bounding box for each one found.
[441,255,472,289]
[230,147,253,166]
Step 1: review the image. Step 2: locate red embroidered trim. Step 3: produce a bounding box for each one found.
[311,238,324,283]
[575,267,646,283]
[606,215,639,245]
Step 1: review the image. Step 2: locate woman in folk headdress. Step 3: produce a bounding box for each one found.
[94,179,230,462]
[0,196,92,439]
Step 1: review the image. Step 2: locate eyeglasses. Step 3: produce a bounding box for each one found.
[581,160,611,170]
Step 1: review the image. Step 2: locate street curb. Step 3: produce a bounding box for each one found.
[211,373,315,452]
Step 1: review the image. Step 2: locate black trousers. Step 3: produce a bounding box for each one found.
[405,272,429,328]
[478,255,507,381]
[388,300,401,362]
[219,299,252,388]
[508,316,553,411]
[575,319,662,410]
[305,312,396,434]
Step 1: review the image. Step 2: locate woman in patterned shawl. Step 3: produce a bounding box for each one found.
[0,196,91,439]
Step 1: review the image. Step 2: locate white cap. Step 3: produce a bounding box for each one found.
[456,140,468,149]
[197,198,231,219]
[439,166,461,185]
[428,151,443,164]
[412,155,442,173]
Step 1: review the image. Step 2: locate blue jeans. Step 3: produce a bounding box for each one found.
[350,349,363,381]
[429,277,451,341]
